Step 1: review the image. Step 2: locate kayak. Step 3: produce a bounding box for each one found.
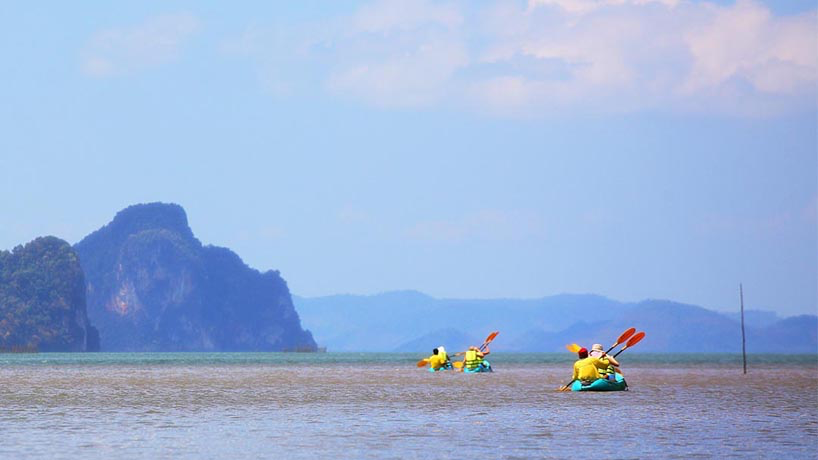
[428,363,454,372]
[463,360,492,373]
[570,372,627,391]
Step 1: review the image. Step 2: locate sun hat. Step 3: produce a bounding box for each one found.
[591,344,604,352]
[438,346,446,354]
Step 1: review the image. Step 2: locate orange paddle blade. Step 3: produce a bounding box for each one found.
[616,328,636,346]
[453,361,464,369]
[417,359,429,368]
[625,331,645,348]
[613,331,646,358]
[606,327,637,353]
[476,331,499,352]
[484,331,499,344]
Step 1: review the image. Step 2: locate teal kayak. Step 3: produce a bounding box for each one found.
[463,360,492,373]
[428,363,454,372]
[570,372,627,391]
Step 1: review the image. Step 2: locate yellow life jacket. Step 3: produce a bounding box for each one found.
[465,350,483,370]
[597,357,613,377]
[439,351,449,364]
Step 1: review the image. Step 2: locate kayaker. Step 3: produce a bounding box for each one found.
[437,346,451,369]
[427,347,451,371]
[589,343,620,380]
[571,347,610,384]
[462,344,490,371]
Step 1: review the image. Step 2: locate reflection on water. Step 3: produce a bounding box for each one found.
[1,354,816,459]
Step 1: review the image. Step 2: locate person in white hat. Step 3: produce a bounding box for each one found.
[589,343,620,380]
[437,346,450,368]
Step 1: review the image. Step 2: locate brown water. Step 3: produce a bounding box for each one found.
[1,354,816,459]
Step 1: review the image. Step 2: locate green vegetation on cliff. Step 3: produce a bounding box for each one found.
[0,237,99,351]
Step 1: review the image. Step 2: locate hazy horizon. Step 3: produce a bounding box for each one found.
[1,0,815,316]
[291,288,811,319]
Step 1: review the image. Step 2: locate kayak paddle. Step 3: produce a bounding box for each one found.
[453,331,499,357]
[612,331,645,358]
[606,327,636,354]
[453,331,498,370]
[482,331,499,350]
[565,343,581,353]
[416,359,429,368]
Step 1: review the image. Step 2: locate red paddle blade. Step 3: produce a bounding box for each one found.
[616,327,636,346]
[485,331,499,344]
[625,331,645,347]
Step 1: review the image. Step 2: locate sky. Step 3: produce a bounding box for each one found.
[0,0,815,316]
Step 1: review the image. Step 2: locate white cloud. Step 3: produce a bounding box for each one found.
[473,0,817,115]
[82,13,200,77]
[683,1,816,96]
[528,0,680,16]
[328,38,469,107]
[225,0,816,116]
[324,0,469,107]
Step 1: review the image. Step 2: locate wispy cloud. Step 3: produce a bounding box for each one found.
[224,0,816,116]
[528,0,680,16]
[82,13,200,77]
[682,1,816,95]
[325,0,469,107]
[473,0,817,115]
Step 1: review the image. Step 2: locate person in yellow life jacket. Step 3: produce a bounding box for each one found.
[462,344,490,371]
[427,346,451,370]
[571,347,610,384]
[589,343,620,380]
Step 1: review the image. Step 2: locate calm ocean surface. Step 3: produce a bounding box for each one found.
[1,353,816,459]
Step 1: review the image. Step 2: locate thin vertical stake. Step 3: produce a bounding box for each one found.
[740,283,747,375]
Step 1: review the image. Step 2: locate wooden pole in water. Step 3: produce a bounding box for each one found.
[740,283,747,375]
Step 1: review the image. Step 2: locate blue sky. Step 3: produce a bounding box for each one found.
[1,0,815,316]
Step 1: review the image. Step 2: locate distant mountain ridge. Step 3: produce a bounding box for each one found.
[75,203,316,351]
[294,291,817,353]
[2,203,811,354]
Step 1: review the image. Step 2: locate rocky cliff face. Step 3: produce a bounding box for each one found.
[0,237,99,351]
[74,203,316,351]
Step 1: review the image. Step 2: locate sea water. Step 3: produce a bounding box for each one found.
[1,353,816,459]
